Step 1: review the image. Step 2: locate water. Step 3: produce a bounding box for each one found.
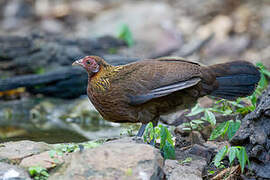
[0,96,135,143]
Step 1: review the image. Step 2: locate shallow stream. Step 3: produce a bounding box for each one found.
[0,96,133,143]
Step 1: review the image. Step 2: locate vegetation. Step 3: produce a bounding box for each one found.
[143,62,270,174]
[28,166,49,180]
[117,24,134,47]
[210,62,270,173]
[143,122,175,159]
[48,140,103,164]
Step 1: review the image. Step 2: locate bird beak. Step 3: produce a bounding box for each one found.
[72,59,83,66]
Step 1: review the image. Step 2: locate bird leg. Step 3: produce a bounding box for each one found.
[137,124,147,137]
[135,118,159,145]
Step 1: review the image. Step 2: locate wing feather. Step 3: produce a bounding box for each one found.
[128,77,201,105]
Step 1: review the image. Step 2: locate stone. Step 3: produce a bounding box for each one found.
[49,142,164,180]
[204,35,250,58]
[164,158,206,180]
[0,162,31,180]
[231,85,270,179]
[0,140,52,163]
[190,131,205,145]
[84,1,180,58]
[188,144,213,161]
[20,151,66,169]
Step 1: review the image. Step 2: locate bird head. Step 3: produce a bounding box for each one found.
[72,56,100,76]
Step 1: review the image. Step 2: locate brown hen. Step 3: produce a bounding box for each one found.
[72,56,260,136]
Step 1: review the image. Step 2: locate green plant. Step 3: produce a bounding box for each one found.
[209,119,241,141]
[213,146,250,173]
[117,24,134,47]
[28,166,49,180]
[143,122,175,159]
[185,63,270,175]
[182,104,216,131]
[34,67,45,74]
[49,141,102,159]
[120,125,138,136]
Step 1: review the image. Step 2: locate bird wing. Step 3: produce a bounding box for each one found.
[128,77,201,105]
[121,58,202,105]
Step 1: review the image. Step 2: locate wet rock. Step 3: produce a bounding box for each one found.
[49,142,164,180]
[0,140,52,163]
[0,162,31,180]
[164,157,206,180]
[231,85,270,179]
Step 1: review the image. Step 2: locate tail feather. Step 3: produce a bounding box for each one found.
[208,61,261,100]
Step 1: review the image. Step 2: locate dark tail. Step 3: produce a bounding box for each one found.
[207,61,261,100]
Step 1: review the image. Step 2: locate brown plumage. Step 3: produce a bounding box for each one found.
[72,56,260,135]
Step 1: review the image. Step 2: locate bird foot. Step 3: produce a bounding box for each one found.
[132,136,144,143]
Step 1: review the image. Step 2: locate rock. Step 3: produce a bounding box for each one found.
[49,142,164,180]
[231,85,270,179]
[190,131,205,145]
[0,162,31,180]
[0,140,52,163]
[188,144,214,161]
[197,15,233,41]
[203,35,250,58]
[85,1,181,58]
[106,136,144,145]
[164,157,206,180]
[20,151,66,169]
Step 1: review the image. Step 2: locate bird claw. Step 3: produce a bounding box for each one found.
[132,136,143,143]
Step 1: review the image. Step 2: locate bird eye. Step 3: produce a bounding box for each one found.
[86,61,91,65]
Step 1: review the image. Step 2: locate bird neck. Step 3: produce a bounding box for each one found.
[88,65,123,93]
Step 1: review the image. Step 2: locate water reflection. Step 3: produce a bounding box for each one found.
[0,96,132,143]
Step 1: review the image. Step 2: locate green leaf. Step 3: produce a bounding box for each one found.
[209,121,229,140]
[117,24,134,47]
[182,127,191,131]
[154,126,161,139]
[258,73,268,90]
[214,146,228,167]
[160,126,167,149]
[228,147,239,165]
[205,110,216,126]
[163,141,175,159]
[262,69,270,77]
[143,122,154,143]
[208,170,215,175]
[227,120,241,140]
[166,128,174,146]
[223,109,233,115]
[186,104,204,116]
[28,166,49,179]
[192,120,204,124]
[229,101,245,108]
[249,94,257,108]
[237,147,249,173]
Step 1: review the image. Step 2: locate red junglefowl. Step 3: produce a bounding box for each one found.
[72,56,260,137]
